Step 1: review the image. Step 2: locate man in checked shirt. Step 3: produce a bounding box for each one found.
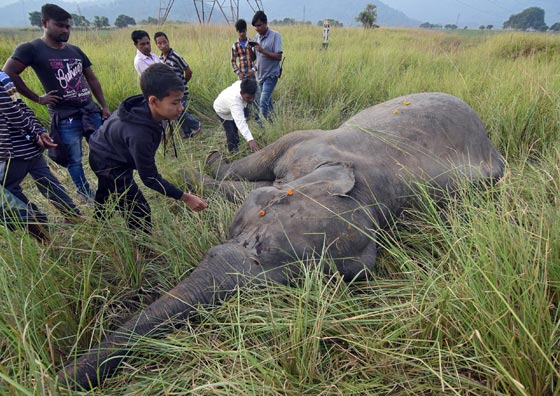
[231,19,257,80]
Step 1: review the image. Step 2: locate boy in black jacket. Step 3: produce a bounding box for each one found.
[88,63,207,232]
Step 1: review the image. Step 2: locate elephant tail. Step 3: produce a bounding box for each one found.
[57,243,266,390]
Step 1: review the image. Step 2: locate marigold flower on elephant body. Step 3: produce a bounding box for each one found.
[393,109,399,114]
[403,101,411,105]
[259,210,266,217]
[287,189,293,196]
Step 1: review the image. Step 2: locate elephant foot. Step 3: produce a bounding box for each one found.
[205,151,228,177]
[182,169,205,191]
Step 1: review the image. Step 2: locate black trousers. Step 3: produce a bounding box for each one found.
[89,154,151,233]
[218,116,239,153]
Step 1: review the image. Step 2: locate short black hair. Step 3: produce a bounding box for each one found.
[131,30,150,45]
[240,78,257,95]
[41,3,71,21]
[252,11,267,26]
[154,31,168,41]
[140,63,184,100]
[235,19,247,32]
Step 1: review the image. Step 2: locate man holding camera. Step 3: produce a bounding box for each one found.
[251,11,283,120]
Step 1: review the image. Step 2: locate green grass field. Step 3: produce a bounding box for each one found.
[0,24,559,395]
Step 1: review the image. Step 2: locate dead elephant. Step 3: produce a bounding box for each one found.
[58,92,504,389]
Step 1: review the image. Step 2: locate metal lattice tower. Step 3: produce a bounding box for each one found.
[192,0,217,24]
[159,0,263,26]
[192,0,264,24]
[159,0,176,25]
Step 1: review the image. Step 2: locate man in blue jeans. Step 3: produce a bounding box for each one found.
[1,181,50,242]
[1,70,81,241]
[251,11,283,120]
[3,3,110,200]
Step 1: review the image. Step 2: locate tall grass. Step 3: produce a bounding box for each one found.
[0,25,559,395]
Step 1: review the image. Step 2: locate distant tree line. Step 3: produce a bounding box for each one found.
[317,19,343,27]
[419,7,560,32]
[269,18,312,26]
[27,4,559,33]
[28,11,137,28]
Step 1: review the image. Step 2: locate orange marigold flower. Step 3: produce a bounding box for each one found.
[259,210,266,217]
[287,189,293,196]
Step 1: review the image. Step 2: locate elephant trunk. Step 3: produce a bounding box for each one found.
[58,243,263,390]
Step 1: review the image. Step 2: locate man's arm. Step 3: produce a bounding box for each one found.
[255,45,282,61]
[175,53,192,83]
[0,78,52,148]
[230,99,259,152]
[3,58,61,105]
[256,31,283,61]
[184,66,193,83]
[231,45,241,75]
[83,66,110,119]
[128,136,184,199]
[133,56,145,76]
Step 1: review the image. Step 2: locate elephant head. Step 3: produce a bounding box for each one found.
[227,161,378,279]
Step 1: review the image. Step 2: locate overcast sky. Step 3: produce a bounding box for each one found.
[1,0,557,26]
[0,0,89,5]
[0,0,542,11]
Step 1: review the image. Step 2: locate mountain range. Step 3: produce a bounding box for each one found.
[0,0,558,29]
[382,0,560,28]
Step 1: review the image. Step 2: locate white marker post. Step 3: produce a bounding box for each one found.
[322,19,330,49]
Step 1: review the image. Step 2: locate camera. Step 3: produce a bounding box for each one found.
[248,41,257,47]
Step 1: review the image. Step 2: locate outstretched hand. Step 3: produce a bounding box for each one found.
[248,140,260,152]
[180,192,208,212]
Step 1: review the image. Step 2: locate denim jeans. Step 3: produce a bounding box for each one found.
[258,76,278,119]
[1,161,40,224]
[58,112,102,198]
[2,156,80,218]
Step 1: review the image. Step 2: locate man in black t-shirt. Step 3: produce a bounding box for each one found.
[3,3,110,200]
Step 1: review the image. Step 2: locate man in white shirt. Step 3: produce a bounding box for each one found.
[213,79,260,153]
[132,30,161,75]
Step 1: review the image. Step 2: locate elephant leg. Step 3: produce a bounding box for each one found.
[183,168,272,203]
[205,149,276,182]
[335,241,377,281]
[205,151,230,179]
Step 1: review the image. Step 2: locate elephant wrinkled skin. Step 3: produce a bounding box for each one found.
[58,92,504,389]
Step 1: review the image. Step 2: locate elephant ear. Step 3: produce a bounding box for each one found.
[287,162,355,196]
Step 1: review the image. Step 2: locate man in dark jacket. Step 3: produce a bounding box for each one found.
[88,63,207,232]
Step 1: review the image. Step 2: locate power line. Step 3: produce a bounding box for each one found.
[450,0,502,17]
